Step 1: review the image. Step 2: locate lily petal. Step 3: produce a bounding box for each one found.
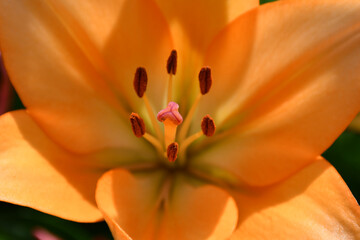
[0,111,103,222]
[99,0,173,110]
[0,0,168,153]
[96,169,165,240]
[154,0,258,106]
[230,158,360,239]
[192,0,360,186]
[96,169,237,240]
[155,0,259,53]
[202,0,360,118]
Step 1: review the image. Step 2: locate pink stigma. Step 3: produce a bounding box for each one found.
[157,102,183,125]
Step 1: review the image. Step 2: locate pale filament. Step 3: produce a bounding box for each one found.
[167,74,173,103]
[143,93,163,142]
[178,93,202,143]
[143,133,164,155]
[180,130,203,154]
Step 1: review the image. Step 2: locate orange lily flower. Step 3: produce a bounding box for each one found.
[0,0,360,239]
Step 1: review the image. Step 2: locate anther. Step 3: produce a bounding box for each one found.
[130,113,146,137]
[133,67,148,98]
[201,115,216,137]
[198,67,212,95]
[166,50,177,75]
[167,142,179,162]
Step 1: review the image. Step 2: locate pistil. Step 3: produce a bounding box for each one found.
[157,102,183,148]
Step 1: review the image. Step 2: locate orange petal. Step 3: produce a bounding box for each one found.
[230,158,360,239]
[96,169,237,240]
[155,0,258,53]
[99,0,173,110]
[202,0,360,117]
[0,110,103,222]
[96,169,165,240]
[154,0,259,106]
[192,0,360,186]
[0,0,169,153]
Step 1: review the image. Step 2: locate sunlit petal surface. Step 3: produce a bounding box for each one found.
[0,0,171,154]
[230,158,360,239]
[154,0,259,105]
[191,0,360,186]
[0,111,102,222]
[96,168,237,240]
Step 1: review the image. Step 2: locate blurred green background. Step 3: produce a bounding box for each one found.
[0,0,359,239]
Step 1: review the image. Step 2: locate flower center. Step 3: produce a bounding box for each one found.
[130,50,215,166]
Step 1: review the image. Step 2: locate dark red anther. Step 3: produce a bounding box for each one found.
[133,67,148,98]
[198,67,212,95]
[167,142,179,162]
[130,113,146,137]
[201,114,215,137]
[166,50,177,75]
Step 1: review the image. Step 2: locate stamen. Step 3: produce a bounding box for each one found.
[179,66,213,142]
[133,67,163,140]
[130,113,146,137]
[166,50,177,103]
[179,115,216,156]
[129,113,163,154]
[133,67,147,98]
[157,102,183,147]
[143,94,163,140]
[198,67,212,95]
[167,142,179,162]
[201,114,216,137]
